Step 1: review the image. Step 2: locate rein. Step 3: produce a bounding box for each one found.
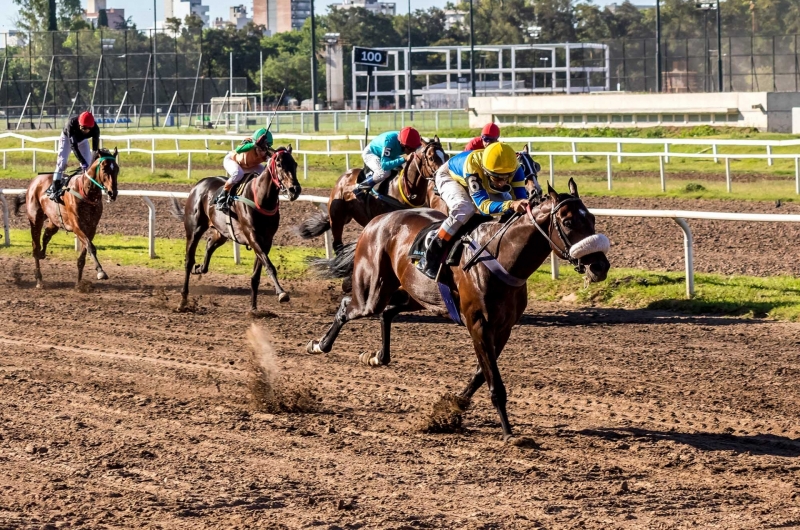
[399,144,441,208]
[232,149,285,217]
[526,197,586,273]
[68,155,116,205]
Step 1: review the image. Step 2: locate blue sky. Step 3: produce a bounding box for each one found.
[2,0,622,33]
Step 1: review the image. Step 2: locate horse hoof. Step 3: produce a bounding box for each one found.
[359,350,386,366]
[97,271,108,280]
[192,265,204,275]
[35,282,43,290]
[504,435,539,448]
[277,292,290,303]
[306,340,324,355]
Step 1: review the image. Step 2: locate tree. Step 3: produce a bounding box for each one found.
[13,0,85,31]
[97,9,108,28]
[165,17,183,35]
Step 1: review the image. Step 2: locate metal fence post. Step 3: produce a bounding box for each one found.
[767,145,773,167]
[142,197,156,258]
[725,157,731,192]
[2,152,5,169]
[550,253,559,279]
[345,152,350,168]
[548,154,554,185]
[796,158,799,195]
[674,217,694,298]
[664,143,670,163]
[187,152,192,179]
[326,139,331,156]
[616,141,622,163]
[659,155,666,192]
[712,143,718,163]
[572,141,577,163]
[304,153,308,180]
[127,139,131,154]
[606,155,612,190]
[151,138,156,173]
[233,242,241,265]
[0,192,9,247]
[317,203,335,259]
[32,150,36,172]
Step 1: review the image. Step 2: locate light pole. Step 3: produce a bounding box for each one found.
[408,0,413,110]
[655,0,662,93]
[469,0,475,97]
[153,0,158,126]
[696,1,723,92]
[310,0,319,131]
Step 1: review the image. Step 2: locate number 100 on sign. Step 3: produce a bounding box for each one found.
[354,47,388,67]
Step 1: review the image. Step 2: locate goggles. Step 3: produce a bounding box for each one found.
[481,135,498,143]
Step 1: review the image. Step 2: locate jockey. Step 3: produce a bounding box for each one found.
[216,128,273,213]
[47,111,100,204]
[418,142,528,279]
[463,123,500,152]
[353,126,422,198]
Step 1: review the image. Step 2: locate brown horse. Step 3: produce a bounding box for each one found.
[170,147,301,313]
[297,136,449,253]
[306,178,610,440]
[14,148,120,288]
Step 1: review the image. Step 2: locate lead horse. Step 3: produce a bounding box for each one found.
[14,148,120,288]
[307,179,610,440]
[170,147,301,313]
[297,136,448,253]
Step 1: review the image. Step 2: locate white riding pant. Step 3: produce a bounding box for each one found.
[362,146,392,184]
[54,133,92,182]
[434,165,476,239]
[223,153,263,190]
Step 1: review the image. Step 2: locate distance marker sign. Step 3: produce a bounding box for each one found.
[353,47,388,68]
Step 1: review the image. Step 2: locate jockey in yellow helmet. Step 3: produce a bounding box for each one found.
[418,142,529,279]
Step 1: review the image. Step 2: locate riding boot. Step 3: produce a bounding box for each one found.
[47,176,65,205]
[417,233,450,280]
[215,189,232,213]
[352,175,375,199]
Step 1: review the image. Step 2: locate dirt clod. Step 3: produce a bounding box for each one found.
[417,393,470,434]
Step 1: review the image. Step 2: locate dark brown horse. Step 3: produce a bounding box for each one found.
[170,147,301,313]
[14,148,120,288]
[297,136,449,253]
[307,178,610,440]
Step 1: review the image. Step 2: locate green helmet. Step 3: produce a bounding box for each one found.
[253,128,273,148]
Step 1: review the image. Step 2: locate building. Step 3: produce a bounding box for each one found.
[253,0,311,34]
[330,0,396,16]
[214,5,251,29]
[84,0,126,29]
[0,31,23,48]
[443,9,465,30]
[165,0,210,27]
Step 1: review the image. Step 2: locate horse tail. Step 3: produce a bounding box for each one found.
[169,196,185,221]
[13,193,26,217]
[308,242,355,280]
[296,211,331,239]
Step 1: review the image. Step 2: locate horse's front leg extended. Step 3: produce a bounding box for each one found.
[249,238,288,303]
[73,226,107,281]
[467,315,513,439]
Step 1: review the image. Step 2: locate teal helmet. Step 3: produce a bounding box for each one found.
[253,128,273,148]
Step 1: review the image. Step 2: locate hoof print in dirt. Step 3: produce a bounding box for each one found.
[249,309,278,319]
[504,435,540,449]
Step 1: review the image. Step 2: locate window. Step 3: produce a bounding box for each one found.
[622,114,633,123]
[688,114,702,122]
[612,115,622,123]
[586,114,602,123]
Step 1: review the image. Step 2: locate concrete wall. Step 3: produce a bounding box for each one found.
[469,92,800,132]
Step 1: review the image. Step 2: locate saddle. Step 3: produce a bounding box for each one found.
[357,167,397,196]
[407,215,494,266]
[213,172,258,204]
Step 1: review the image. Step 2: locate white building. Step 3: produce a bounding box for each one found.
[443,9,466,30]
[330,0,396,16]
[212,5,251,29]
[165,0,210,26]
[0,31,23,48]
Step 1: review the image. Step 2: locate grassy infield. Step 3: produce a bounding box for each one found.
[4,125,800,321]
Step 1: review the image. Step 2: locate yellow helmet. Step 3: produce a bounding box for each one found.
[481,142,519,178]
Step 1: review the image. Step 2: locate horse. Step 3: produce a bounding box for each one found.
[169,147,301,313]
[298,142,544,253]
[306,178,610,440]
[13,148,120,289]
[297,136,449,254]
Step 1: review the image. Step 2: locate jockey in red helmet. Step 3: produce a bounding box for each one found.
[353,126,423,198]
[47,111,100,204]
[463,123,500,152]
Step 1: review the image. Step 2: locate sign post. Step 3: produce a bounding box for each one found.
[353,46,388,147]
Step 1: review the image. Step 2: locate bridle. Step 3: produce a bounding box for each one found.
[399,142,445,207]
[267,148,289,194]
[526,196,587,274]
[72,155,117,205]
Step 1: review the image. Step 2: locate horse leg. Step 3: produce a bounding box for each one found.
[30,212,45,288]
[459,364,485,402]
[307,296,352,354]
[360,291,420,367]
[194,229,227,274]
[73,226,107,282]
[250,259,263,313]
[41,221,59,258]
[181,225,206,310]
[467,315,513,439]
[248,238,288,305]
[328,199,350,254]
[76,244,88,284]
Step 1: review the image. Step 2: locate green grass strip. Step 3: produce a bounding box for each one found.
[3,228,800,321]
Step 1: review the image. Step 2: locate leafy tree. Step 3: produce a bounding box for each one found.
[97,9,108,28]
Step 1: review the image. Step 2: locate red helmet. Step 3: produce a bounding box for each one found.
[481,123,500,139]
[398,127,422,150]
[78,111,95,128]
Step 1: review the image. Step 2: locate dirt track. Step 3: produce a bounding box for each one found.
[5,180,800,277]
[3,254,800,528]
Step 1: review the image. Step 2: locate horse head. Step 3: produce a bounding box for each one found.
[271,145,302,201]
[517,145,542,199]
[536,178,610,283]
[91,147,119,202]
[419,135,448,180]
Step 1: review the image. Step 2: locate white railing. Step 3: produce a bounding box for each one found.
[4,132,800,192]
[0,188,334,262]
[3,188,800,298]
